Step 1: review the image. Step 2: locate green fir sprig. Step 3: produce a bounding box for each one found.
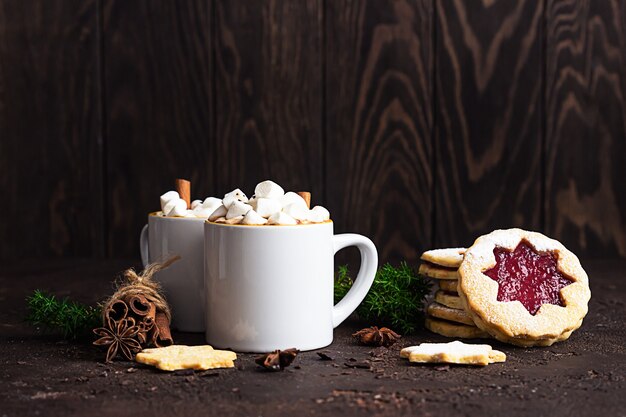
[334,262,431,335]
[26,290,101,340]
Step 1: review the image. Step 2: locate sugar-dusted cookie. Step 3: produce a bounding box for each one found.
[438,279,458,293]
[427,302,474,326]
[420,248,466,268]
[458,229,591,346]
[487,349,507,363]
[419,263,459,280]
[402,341,505,366]
[399,346,417,358]
[135,345,237,371]
[400,342,504,362]
[434,290,464,310]
[493,320,581,347]
[425,318,490,339]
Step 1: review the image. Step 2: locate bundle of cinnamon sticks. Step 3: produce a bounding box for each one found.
[104,294,173,348]
[94,258,177,362]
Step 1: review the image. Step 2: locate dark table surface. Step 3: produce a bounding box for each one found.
[1,259,625,417]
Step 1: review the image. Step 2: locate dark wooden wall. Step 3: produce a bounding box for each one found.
[1,0,625,263]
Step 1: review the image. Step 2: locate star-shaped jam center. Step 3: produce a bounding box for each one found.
[483,241,573,315]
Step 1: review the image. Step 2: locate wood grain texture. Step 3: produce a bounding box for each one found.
[2,1,626,261]
[0,0,101,260]
[103,0,213,256]
[325,0,433,264]
[545,0,626,257]
[434,0,544,249]
[214,0,323,200]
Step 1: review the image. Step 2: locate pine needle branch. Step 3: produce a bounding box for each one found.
[334,262,431,334]
[26,290,101,340]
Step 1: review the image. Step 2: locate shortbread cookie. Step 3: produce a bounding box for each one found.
[427,302,474,326]
[402,341,505,366]
[438,279,458,293]
[458,229,591,346]
[401,343,505,363]
[495,329,571,347]
[434,290,464,310]
[425,318,490,339]
[419,263,460,280]
[493,320,581,347]
[420,248,466,268]
[135,345,237,371]
[487,349,507,363]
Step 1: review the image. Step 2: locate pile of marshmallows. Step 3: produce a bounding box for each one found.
[159,180,330,226]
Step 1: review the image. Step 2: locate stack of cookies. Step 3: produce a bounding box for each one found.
[419,229,591,347]
[419,248,490,339]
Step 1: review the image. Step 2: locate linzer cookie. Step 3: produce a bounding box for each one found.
[438,279,458,293]
[418,263,459,280]
[401,341,505,366]
[419,247,482,337]
[458,229,591,347]
[420,248,466,268]
[427,302,474,326]
[425,318,490,339]
[434,290,464,310]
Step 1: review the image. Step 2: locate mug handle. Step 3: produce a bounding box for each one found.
[140,224,149,267]
[331,234,378,328]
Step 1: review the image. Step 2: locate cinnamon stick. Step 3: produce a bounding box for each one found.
[175,178,191,209]
[154,311,173,347]
[128,294,156,319]
[104,300,129,322]
[297,192,311,209]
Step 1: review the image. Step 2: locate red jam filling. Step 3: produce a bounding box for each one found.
[483,241,572,315]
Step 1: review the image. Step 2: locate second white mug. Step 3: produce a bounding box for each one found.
[140,213,205,332]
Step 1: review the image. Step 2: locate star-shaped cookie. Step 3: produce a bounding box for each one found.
[458,229,590,346]
[135,345,237,371]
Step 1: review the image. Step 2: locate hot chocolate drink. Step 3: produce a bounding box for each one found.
[159,180,331,226]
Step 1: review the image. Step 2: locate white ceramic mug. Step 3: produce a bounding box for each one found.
[204,221,378,352]
[140,213,205,332]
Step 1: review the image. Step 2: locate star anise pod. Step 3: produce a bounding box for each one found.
[255,348,299,371]
[353,326,401,347]
[93,317,142,362]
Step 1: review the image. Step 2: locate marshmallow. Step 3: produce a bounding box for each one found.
[226,201,252,219]
[280,191,308,209]
[309,205,330,222]
[199,197,222,217]
[202,197,223,209]
[225,216,244,225]
[255,180,284,200]
[242,210,268,225]
[192,208,214,218]
[190,199,203,210]
[283,203,310,221]
[307,210,325,223]
[254,198,282,218]
[183,210,197,218]
[160,191,180,212]
[223,189,248,208]
[208,205,228,221]
[163,198,188,217]
[268,212,297,225]
[248,197,258,210]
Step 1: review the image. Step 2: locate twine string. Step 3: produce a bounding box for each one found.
[102,255,180,323]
